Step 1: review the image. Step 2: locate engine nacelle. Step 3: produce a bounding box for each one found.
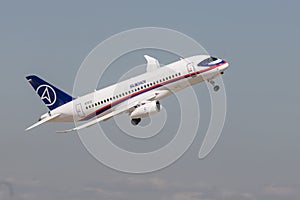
[130,101,161,119]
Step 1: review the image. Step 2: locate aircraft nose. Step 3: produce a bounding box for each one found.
[218,60,229,73]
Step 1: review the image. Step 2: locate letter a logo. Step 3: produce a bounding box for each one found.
[36,85,57,106]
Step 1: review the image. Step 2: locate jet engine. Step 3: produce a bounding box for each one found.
[130,101,161,119]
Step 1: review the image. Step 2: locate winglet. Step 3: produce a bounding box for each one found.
[144,55,160,72]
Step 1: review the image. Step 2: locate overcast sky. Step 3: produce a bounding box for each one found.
[0,0,299,200]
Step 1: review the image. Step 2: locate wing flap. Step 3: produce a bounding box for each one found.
[56,104,132,133]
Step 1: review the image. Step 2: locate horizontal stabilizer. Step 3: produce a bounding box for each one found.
[25,113,61,131]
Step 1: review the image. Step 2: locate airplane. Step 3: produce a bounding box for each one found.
[25,55,229,133]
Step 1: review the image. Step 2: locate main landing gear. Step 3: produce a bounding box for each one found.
[131,118,141,126]
[208,79,220,92]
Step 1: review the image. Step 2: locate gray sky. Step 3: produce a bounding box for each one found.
[0,0,299,199]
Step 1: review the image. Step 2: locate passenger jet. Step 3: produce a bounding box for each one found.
[25,55,229,133]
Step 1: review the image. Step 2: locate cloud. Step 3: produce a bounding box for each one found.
[170,192,203,200]
[83,187,126,199]
[126,177,168,189]
[5,176,299,200]
[263,184,297,197]
[96,176,257,200]
[220,189,256,200]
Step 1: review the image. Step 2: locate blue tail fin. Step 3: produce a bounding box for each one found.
[26,75,74,110]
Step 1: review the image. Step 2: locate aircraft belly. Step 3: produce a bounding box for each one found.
[51,115,74,122]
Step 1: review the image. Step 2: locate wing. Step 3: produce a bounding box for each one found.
[56,105,131,133]
[56,90,168,133]
[144,55,160,72]
[25,113,61,131]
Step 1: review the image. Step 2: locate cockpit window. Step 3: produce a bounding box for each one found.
[197,57,218,66]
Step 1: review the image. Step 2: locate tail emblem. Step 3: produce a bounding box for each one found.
[36,84,57,106]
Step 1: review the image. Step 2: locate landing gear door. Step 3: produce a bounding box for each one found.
[187,62,196,76]
[75,103,85,118]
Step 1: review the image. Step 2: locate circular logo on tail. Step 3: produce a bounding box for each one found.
[36,84,57,106]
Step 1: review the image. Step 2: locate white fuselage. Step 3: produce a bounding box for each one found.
[46,55,228,122]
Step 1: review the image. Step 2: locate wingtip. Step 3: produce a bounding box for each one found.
[25,125,34,132]
[56,129,74,134]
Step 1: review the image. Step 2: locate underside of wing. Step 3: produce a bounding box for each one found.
[56,104,132,133]
[56,90,167,133]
